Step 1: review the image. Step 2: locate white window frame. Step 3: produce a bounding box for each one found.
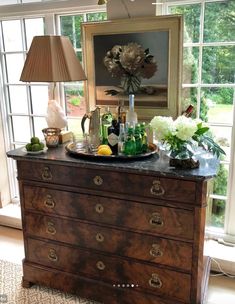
[161,0,235,241]
[0,0,104,201]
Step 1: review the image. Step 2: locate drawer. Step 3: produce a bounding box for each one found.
[23,185,194,240]
[27,238,191,303]
[25,213,192,271]
[18,161,196,204]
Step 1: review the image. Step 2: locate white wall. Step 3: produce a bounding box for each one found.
[107,0,157,19]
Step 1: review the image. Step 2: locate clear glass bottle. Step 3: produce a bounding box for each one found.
[118,123,125,155]
[101,107,112,145]
[126,94,137,126]
[124,126,136,156]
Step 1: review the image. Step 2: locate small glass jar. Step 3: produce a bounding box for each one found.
[42,128,61,148]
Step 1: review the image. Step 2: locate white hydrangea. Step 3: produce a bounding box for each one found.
[150,116,174,141]
[174,115,197,141]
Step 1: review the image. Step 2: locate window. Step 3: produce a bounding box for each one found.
[57,12,107,133]
[0,2,106,200]
[0,17,45,197]
[166,0,235,237]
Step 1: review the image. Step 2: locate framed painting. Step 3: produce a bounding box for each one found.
[82,15,183,121]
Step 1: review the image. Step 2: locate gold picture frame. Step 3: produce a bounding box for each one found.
[82,15,183,121]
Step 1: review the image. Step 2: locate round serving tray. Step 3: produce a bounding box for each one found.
[65,142,158,161]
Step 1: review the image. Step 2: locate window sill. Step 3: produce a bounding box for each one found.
[204,239,235,275]
[0,203,22,229]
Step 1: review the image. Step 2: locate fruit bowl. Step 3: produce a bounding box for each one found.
[22,147,48,155]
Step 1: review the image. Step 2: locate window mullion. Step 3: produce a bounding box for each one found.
[224,94,235,235]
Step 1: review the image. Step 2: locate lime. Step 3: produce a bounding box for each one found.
[39,142,45,150]
[31,137,40,144]
[25,143,32,151]
[31,143,41,151]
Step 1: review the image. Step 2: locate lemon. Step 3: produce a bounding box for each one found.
[97,146,112,156]
[98,144,110,151]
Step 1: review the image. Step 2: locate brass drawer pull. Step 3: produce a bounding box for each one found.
[44,195,55,209]
[48,248,58,262]
[150,244,163,257]
[42,166,53,181]
[150,180,165,196]
[46,221,57,235]
[95,203,104,214]
[96,233,104,242]
[149,273,162,289]
[96,261,105,271]
[149,212,164,227]
[93,176,103,186]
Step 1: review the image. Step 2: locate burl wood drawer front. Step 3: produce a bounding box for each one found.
[18,161,196,204]
[25,213,192,271]
[23,185,194,240]
[27,238,191,302]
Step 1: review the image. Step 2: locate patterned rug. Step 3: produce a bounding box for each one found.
[0,259,98,304]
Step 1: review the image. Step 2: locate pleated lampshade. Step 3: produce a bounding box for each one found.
[20,35,87,82]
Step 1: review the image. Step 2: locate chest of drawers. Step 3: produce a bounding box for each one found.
[7,146,217,304]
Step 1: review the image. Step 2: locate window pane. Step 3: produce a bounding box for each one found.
[25,18,44,50]
[5,54,24,83]
[181,87,197,118]
[202,46,235,84]
[213,163,229,196]
[12,116,31,142]
[34,117,47,140]
[31,85,48,115]
[183,47,199,84]
[169,4,201,43]
[87,12,107,22]
[76,51,82,63]
[209,125,232,162]
[60,15,84,49]
[207,198,226,228]
[65,84,86,118]
[2,20,23,52]
[9,85,28,114]
[0,0,17,4]
[201,87,234,125]
[204,1,235,42]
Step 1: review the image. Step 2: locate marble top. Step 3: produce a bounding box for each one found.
[7,144,219,181]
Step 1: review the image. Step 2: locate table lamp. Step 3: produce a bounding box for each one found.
[20,35,87,146]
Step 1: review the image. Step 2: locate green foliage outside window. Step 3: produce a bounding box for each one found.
[171,1,235,229]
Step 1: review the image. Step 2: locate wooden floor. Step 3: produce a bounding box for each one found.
[0,225,235,304]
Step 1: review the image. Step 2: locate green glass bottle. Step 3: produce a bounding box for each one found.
[140,122,148,153]
[134,124,142,154]
[101,107,112,145]
[124,126,136,156]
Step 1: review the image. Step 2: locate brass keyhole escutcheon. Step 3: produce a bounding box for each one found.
[93,176,103,186]
[46,221,57,235]
[149,212,164,227]
[96,233,104,243]
[41,166,53,181]
[95,203,104,214]
[150,244,163,257]
[96,261,105,271]
[149,273,162,289]
[48,248,58,262]
[150,180,165,196]
[44,194,55,209]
